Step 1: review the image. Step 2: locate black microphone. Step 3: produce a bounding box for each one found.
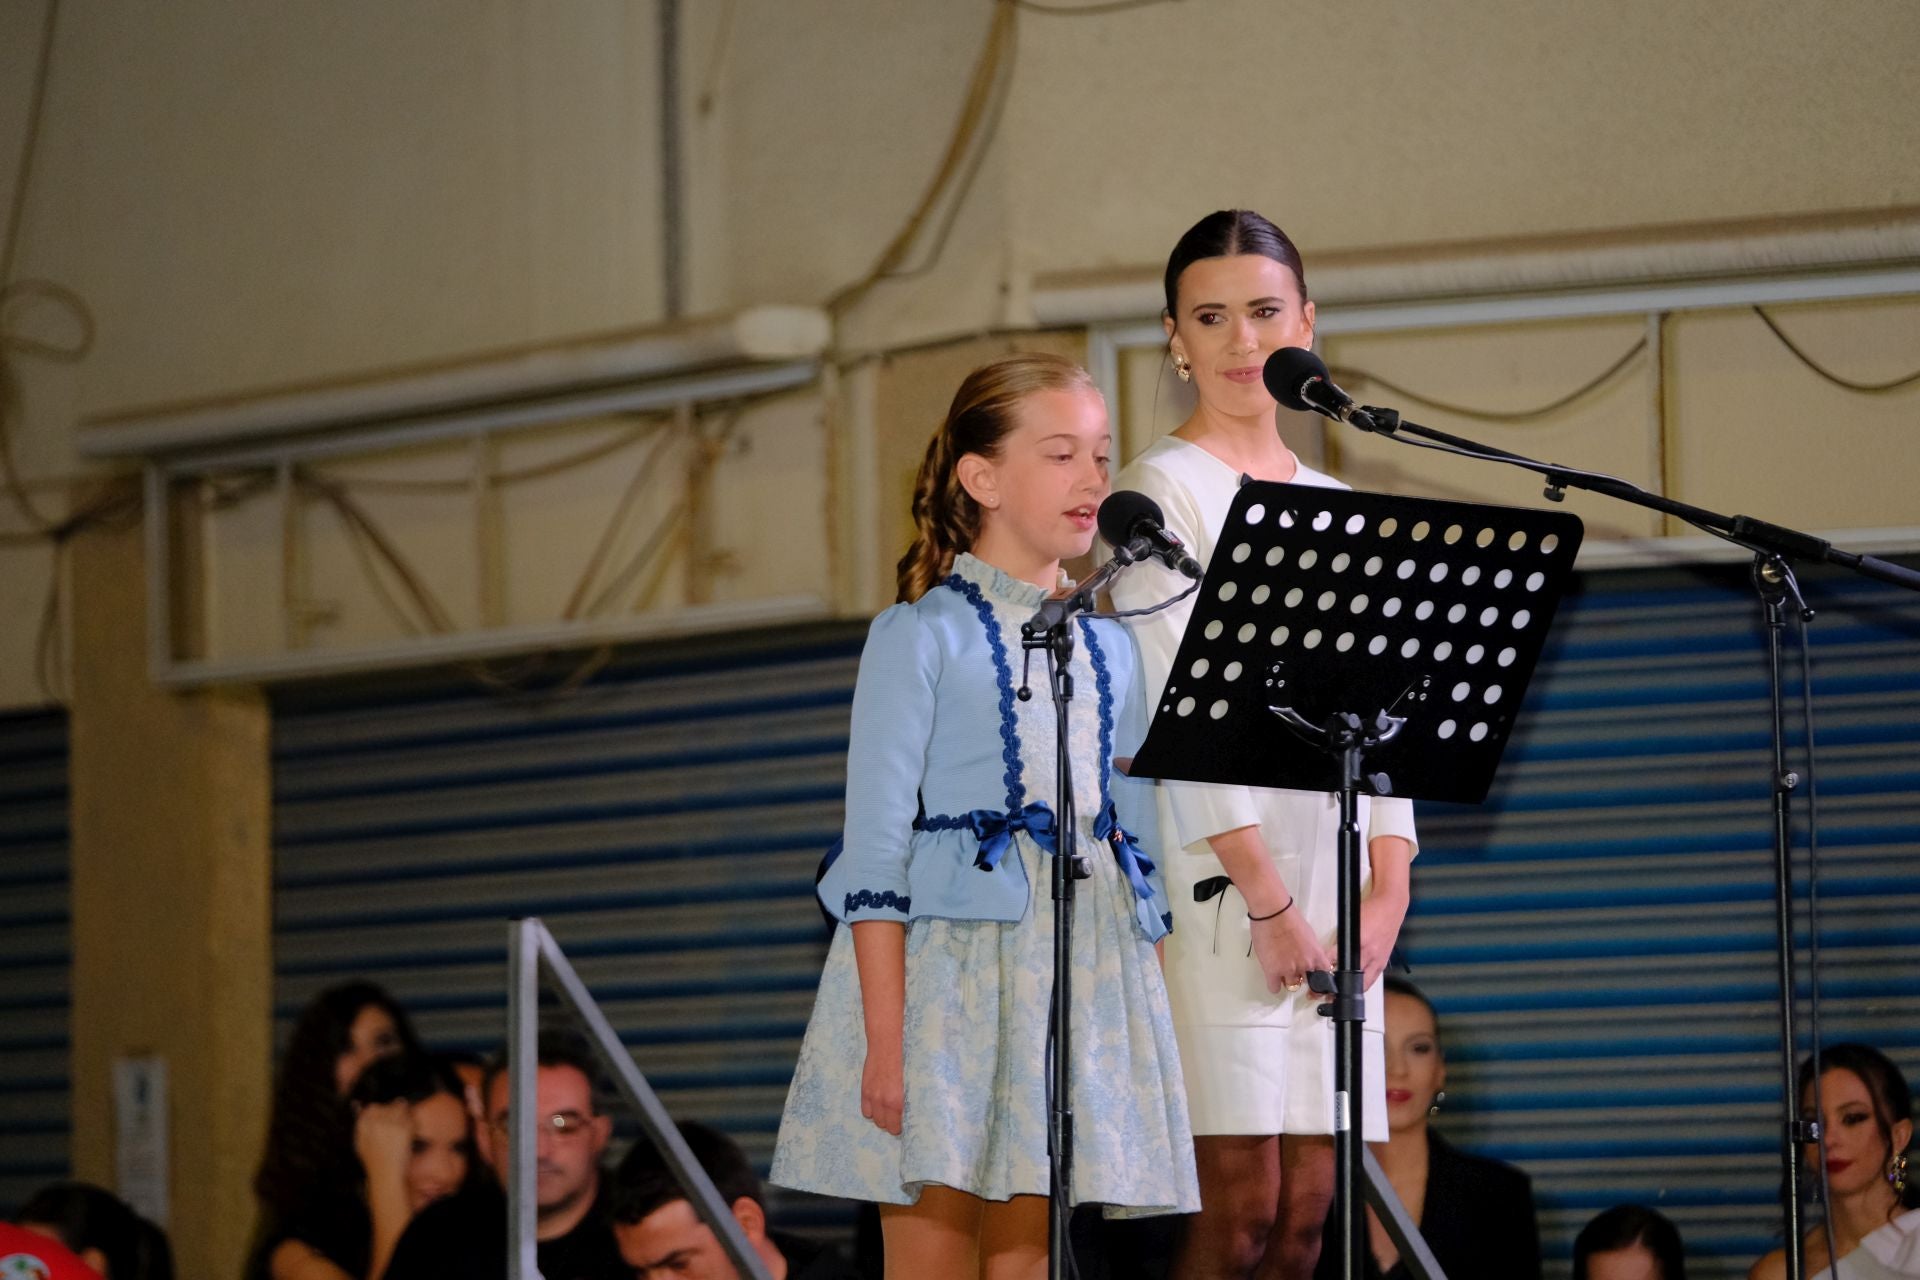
[1098,490,1202,580]
[1263,347,1382,433]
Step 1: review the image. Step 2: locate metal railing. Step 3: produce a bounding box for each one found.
[507,917,772,1280]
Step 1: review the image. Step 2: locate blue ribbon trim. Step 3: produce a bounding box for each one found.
[920,801,1058,871]
[1095,800,1158,907]
[942,572,1026,812]
[843,888,911,915]
[1078,616,1115,813]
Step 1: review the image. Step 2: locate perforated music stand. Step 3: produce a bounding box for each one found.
[1128,479,1583,1280]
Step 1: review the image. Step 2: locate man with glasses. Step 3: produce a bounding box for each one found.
[384,1031,625,1280]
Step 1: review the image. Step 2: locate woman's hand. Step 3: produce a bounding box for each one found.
[354,1100,413,1180]
[1358,892,1408,991]
[1250,904,1333,996]
[1360,834,1413,991]
[861,1038,905,1136]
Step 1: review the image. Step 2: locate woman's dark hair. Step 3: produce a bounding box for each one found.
[17,1182,172,1280]
[1799,1042,1919,1209]
[1383,974,1437,1026]
[348,1050,469,1112]
[1572,1204,1686,1280]
[1162,209,1309,319]
[252,980,421,1219]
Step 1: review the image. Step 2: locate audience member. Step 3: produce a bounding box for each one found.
[252,1052,476,1279]
[1315,977,1540,1279]
[1751,1043,1920,1280]
[609,1120,856,1280]
[381,1030,625,1280]
[438,1048,488,1122]
[250,981,422,1276]
[1574,1205,1686,1280]
[0,1220,101,1280]
[12,1182,172,1280]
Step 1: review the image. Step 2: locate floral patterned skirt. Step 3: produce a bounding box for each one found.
[770,835,1199,1216]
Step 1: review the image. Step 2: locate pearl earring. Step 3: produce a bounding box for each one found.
[1429,1089,1447,1118]
[1172,354,1192,382]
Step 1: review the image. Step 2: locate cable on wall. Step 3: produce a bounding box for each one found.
[1753,305,1920,394]
[1328,336,1649,426]
[824,1,1017,316]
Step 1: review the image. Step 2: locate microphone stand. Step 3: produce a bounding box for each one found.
[1019,553,1128,1280]
[1020,545,1188,1279]
[1343,403,1920,1280]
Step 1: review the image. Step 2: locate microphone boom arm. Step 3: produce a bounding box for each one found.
[1355,404,1920,592]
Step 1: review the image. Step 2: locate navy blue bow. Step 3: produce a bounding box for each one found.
[1094,802,1157,906]
[967,802,1057,870]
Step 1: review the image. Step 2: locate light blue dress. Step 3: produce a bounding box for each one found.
[770,553,1200,1216]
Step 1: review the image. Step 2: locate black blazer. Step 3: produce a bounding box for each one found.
[1315,1131,1541,1280]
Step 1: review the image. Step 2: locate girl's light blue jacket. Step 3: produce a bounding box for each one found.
[816,560,1175,942]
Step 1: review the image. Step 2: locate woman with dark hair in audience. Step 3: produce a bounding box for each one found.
[1574,1205,1686,1280]
[250,1051,477,1280]
[252,979,422,1248]
[1313,977,1539,1279]
[15,1182,173,1280]
[1751,1043,1920,1280]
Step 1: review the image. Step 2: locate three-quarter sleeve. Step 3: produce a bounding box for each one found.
[817,604,940,923]
[1108,466,1263,851]
[1366,794,1420,860]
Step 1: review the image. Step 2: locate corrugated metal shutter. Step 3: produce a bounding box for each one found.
[1410,558,1920,1280]
[271,558,1918,1274]
[0,708,70,1214]
[270,624,867,1227]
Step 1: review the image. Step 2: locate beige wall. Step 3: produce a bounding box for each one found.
[7,0,1919,701]
[67,506,272,1280]
[1,2,1917,1258]
[1004,1,1920,273]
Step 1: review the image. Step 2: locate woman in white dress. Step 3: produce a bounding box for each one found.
[1109,210,1417,1280]
[1750,1043,1920,1280]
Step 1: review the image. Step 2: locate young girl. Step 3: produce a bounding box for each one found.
[1110,210,1418,1280]
[771,353,1200,1278]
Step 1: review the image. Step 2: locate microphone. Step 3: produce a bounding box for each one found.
[1098,490,1202,580]
[1262,347,1383,433]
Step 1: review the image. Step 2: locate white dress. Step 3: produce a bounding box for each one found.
[1110,435,1420,1138]
[1811,1207,1920,1280]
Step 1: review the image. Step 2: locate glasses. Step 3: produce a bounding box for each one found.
[488,1110,594,1139]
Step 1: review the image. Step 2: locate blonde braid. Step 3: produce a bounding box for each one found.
[895,425,981,602]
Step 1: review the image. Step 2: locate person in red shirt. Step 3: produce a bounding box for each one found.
[0,1220,106,1280]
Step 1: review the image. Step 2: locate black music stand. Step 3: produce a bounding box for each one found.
[1128,480,1583,1280]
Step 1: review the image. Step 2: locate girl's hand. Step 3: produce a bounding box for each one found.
[1250,905,1333,995]
[861,1039,904,1136]
[354,1100,413,1177]
[1359,893,1408,991]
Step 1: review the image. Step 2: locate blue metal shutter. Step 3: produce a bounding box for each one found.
[270,626,866,1225]
[1409,558,1920,1280]
[270,557,1918,1274]
[0,708,70,1214]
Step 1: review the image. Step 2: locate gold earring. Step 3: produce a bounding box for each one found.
[1173,354,1192,382]
[1892,1151,1910,1195]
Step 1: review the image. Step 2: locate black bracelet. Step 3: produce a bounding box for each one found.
[1248,895,1294,922]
